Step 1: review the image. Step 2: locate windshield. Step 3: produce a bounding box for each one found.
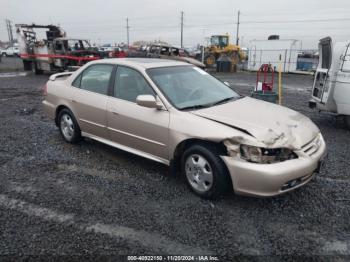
[67,40,91,51]
[146,66,240,109]
[211,36,228,47]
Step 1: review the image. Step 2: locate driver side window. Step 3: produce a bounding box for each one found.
[114,66,154,102]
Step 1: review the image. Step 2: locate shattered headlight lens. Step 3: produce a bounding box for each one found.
[239,145,297,164]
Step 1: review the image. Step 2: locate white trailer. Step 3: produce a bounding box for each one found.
[309,37,350,128]
[247,38,302,73]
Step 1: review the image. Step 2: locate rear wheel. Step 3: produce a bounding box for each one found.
[345,115,350,129]
[23,61,32,71]
[31,62,43,75]
[58,109,81,143]
[181,144,231,199]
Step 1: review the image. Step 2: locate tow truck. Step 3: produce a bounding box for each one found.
[16,24,101,74]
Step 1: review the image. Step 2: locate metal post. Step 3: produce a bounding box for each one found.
[180,11,184,48]
[201,29,205,63]
[201,45,204,63]
[126,18,130,47]
[283,49,287,73]
[278,54,282,105]
[236,10,240,45]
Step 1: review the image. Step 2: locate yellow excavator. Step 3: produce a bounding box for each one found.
[204,34,244,71]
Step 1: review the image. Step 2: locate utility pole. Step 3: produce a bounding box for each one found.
[236,10,240,46]
[5,20,10,45]
[201,29,205,63]
[126,18,130,47]
[180,11,184,48]
[5,19,14,46]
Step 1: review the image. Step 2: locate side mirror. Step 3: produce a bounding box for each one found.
[136,95,163,109]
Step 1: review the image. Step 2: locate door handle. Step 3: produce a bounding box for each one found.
[70,99,77,103]
[111,110,119,115]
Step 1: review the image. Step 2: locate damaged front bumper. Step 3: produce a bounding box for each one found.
[221,135,326,197]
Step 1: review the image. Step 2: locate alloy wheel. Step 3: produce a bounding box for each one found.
[185,154,213,192]
[60,114,75,141]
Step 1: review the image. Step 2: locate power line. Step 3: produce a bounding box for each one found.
[184,17,350,28]
[61,17,350,32]
[240,17,350,24]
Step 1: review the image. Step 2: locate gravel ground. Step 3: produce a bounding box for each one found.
[0,63,349,261]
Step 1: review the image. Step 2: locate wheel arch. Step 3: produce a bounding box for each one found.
[170,138,227,174]
[172,138,233,198]
[55,105,71,126]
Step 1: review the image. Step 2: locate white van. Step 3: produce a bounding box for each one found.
[309,37,350,128]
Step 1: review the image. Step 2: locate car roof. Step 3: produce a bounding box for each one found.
[91,58,190,69]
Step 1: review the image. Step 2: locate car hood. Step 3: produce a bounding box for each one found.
[191,97,320,149]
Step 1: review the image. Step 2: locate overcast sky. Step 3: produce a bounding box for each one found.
[1,0,350,49]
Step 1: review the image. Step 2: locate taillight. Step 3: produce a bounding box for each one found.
[43,83,48,96]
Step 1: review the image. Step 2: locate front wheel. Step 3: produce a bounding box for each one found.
[58,109,81,143]
[205,54,216,67]
[181,144,232,199]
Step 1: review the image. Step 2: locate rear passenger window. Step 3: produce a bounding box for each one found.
[80,65,113,95]
[114,66,154,102]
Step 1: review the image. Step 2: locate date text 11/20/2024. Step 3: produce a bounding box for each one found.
[127,255,219,261]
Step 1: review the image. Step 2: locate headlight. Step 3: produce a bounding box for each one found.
[239,145,297,164]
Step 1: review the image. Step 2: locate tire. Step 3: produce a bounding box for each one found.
[2,53,7,57]
[181,144,231,199]
[23,61,32,71]
[345,115,350,130]
[58,108,81,143]
[205,54,216,67]
[31,62,43,75]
